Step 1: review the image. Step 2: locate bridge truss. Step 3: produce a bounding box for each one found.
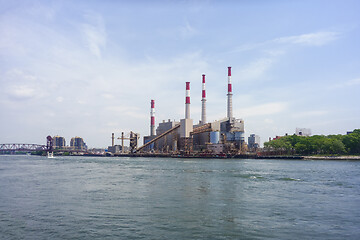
[0,143,47,152]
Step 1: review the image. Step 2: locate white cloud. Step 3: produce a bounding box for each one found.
[180,19,198,38]
[329,78,360,89]
[238,58,274,81]
[237,102,288,117]
[105,106,147,119]
[81,13,106,58]
[77,100,87,105]
[1,69,44,101]
[343,78,360,87]
[234,42,266,52]
[274,31,339,46]
[234,31,340,54]
[8,85,36,99]
[102,93,114,99]
[291,110,328,118]
[264,118,274,124]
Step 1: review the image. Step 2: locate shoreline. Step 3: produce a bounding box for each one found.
[2,153,360,160]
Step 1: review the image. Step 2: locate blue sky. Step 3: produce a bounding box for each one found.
[1,0,359,148]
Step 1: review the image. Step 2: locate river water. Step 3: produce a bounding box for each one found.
[0,155,359,239]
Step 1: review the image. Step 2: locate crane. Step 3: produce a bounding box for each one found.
[117,131,139,153]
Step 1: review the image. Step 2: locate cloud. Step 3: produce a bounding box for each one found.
[105,106,147,119]
[291,110,328,118]
[56,97,64,103]
[81,12,106,58]
[232,31,341,83]
[8,85,36,100]
[238,58,275,81]
[329,78,360,89]
[274,31,339,46]
[237,102,288,117]
[1,69,45,101]
[234,31,340,54]
[102,93,114,99]
[264,118,274,124]
[180,19,198,38]
[346,78,360,86]
[234,42,267,52]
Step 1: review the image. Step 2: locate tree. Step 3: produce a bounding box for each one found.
[342,129,360,154]
[264,129,360,155]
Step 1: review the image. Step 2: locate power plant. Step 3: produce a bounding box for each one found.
[135,66,246,157]
[4,66,252,157]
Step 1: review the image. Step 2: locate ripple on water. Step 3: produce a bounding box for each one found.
[278,177,302,181]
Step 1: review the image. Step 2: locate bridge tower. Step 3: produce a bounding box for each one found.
[46,136,53,152]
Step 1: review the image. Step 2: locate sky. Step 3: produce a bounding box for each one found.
[1,0,359,148]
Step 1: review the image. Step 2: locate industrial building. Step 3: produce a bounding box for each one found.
[107,133,122,154]
[139,66,245,155]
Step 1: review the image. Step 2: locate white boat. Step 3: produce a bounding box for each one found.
[47,152,54,158]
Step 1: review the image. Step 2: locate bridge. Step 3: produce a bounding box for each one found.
[0,143,47,153]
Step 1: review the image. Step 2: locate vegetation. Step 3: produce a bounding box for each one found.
[264,129,360,155]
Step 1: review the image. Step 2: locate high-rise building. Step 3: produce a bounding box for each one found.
[248,134,260,149]
[53,136,66,149]
[70,137,87,150]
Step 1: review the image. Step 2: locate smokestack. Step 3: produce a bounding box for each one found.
[227,66,233,119]
[201,74,206,124]
[112,133,114,147]
[150,99,155,136]
[185,82,190,119]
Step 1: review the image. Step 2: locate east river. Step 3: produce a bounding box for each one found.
[0,155,359,239]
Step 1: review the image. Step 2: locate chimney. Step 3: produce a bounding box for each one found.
[227,66,233,119]
[150,100,155,136]
[112,133,114,147]
[201,74,206,124]
[185,82,190,119]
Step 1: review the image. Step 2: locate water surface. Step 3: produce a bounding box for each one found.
[1,155,359,239]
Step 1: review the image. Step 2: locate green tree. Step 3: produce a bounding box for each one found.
[264,129,360,155]
[342,129,360,154]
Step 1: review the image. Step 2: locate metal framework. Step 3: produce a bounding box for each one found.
[137,124,181,152]
[0,143,46,152]
[191,123,212,135]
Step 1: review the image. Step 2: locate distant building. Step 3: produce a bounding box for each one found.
[248,134,260,149]
[207,143,224,154]
[296,128,311,136]
[70,137,87,151]
[53,136,66,149]
[347,131,353,135]
[143,135,156,151]
[108,145,122,154]
[154,119,180,152]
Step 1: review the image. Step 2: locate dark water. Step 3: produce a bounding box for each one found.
[0,155,359,239]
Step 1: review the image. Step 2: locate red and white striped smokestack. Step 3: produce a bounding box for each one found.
[227,66,233,119]
[150,99,155,136]
[201,74,206,124]
[185,82,190,119]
